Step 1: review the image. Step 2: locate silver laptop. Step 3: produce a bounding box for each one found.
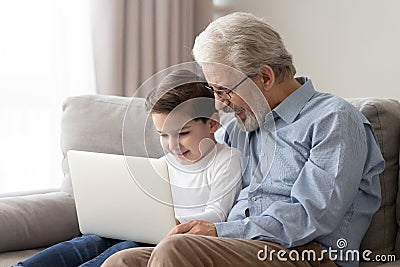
[67,150,176,244]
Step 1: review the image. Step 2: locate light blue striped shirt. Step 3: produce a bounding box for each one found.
[215,77,384,267]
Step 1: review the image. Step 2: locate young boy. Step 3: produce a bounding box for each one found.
[17,70,242,267]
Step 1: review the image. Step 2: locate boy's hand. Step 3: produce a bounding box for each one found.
[175,218,181,225]
[167,220,217,237]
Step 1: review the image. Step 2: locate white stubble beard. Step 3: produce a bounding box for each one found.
[223,102,267,132]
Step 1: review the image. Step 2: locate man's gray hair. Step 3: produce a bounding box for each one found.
[192,12,296,83]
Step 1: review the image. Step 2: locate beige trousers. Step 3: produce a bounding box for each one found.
[101,234,336,267]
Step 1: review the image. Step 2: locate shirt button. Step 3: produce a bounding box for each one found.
[251,197,257,202]
[260,152,265,157]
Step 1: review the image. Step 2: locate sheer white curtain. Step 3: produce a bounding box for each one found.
[0,0,95,194]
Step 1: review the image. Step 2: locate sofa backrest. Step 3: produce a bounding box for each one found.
[61,95,400,259]
[61,95,164,194]
[348,98,400,260]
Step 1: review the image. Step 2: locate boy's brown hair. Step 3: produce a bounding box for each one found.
[145,70,216,123]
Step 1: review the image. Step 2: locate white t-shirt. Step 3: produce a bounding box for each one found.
[165,143,242,223]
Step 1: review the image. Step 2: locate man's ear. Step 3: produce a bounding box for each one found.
[209,112,220,134]
[259,64,275,92]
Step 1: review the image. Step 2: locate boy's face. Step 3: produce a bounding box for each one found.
[151,112,218,165]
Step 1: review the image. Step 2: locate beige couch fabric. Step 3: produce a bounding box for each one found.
[0,249,43,267]
[0,192,79,252]
[349,99,400,262]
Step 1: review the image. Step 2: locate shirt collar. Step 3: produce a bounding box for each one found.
[272,77,316,124]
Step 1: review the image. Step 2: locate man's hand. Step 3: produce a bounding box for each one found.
[167,220,217,237]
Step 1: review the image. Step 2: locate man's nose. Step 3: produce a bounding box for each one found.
[215,98,229,111]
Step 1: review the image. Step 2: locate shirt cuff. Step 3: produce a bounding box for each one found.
[215,220,245,238]
[176,215,189,224]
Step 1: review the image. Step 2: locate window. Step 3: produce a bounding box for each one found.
[0,0,94,194]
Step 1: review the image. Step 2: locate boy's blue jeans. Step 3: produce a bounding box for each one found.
[17,234,151,267]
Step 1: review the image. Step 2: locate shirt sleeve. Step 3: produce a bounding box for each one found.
[176,147,242,223]
[215,110,384,247]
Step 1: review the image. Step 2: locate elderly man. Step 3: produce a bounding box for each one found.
[103,12,384,267]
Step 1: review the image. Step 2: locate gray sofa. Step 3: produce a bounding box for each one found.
[0,95,399,267]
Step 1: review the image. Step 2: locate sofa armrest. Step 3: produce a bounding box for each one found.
[0,192,80,252]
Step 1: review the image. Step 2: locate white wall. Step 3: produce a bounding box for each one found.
[213,0,400,100]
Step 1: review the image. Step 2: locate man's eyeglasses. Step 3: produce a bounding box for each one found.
[205,76,248,100]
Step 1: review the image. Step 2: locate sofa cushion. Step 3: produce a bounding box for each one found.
[61,95,163,194]
[397,150,400,259]
[0,248,44,267]
[348,98,400,261]
[0,192,79,253]
[360,260,400,267]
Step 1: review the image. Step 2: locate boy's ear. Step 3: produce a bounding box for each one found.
[209,112,220,134]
